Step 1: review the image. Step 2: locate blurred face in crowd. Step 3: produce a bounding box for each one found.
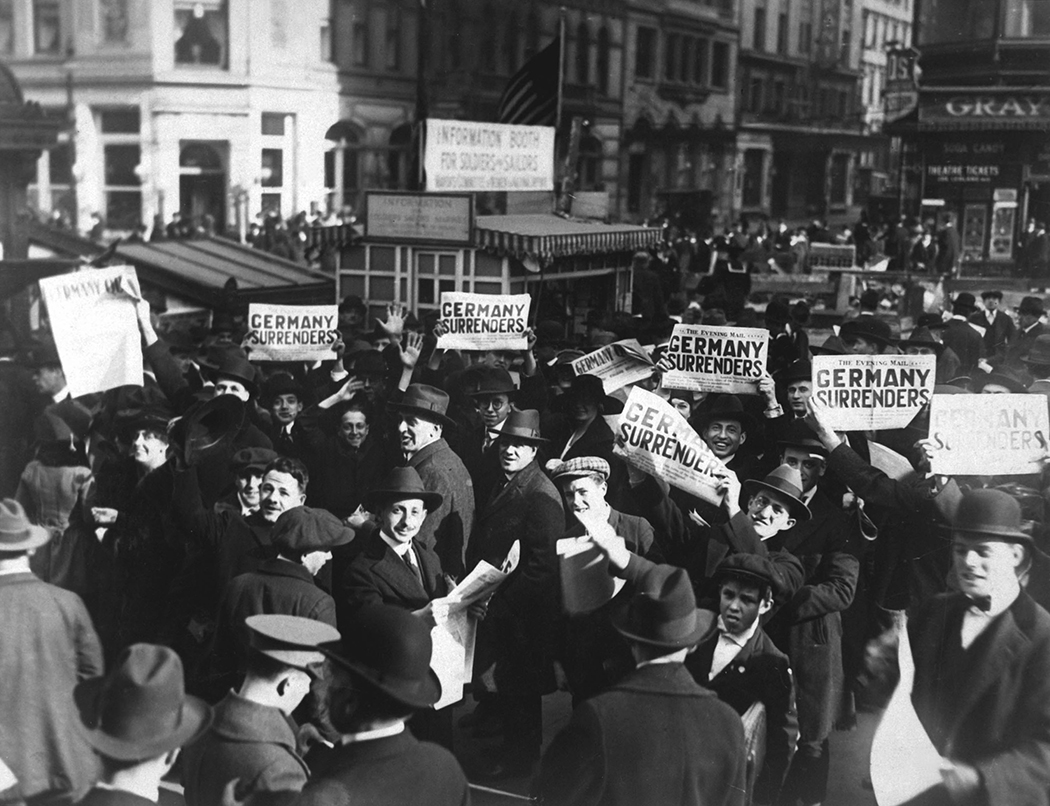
[339,307,364,330]
[1019,311,1040,330]
[474,393,512,429]
[33,365,65,396]
[747,490,797,539]
[235,471,264,511]
[561,474,608,521]
[570,394,601,427]
[481,351,512,370]
[780,446,825,493]
[338,409,369,449]
[843,335,882,356]
[379,497,428,544]
[904,345,936,357]
[981,383,1012,394]
[703,419,746,459]
[270,393,303,426]
[171,350,197,375]
[666,394,693,419]
[952,535,1024,602]
[215,376,251,402]
[260,470,306,523]
[358,373,387,404]
[499,437,537,475]
[984,297,1000,313]
[719,578,772,637]
[131,428,169,470]
[785,381,812,416]
[398,416,442,455]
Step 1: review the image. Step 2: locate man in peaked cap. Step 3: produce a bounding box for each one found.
[906,489,1050,806]
[535,565,747,806]
[182,615,339,806]
[391,384,475,578]
[75,644,212,806]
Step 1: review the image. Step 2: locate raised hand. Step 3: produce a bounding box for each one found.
[400,331,423,370]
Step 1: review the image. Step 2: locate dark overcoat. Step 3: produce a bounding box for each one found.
[405,438,475,579]
[939,317,984,373]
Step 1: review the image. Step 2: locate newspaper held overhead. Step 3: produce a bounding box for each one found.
[245,303,340,362]
[812,354,936,431]
[928,393,1050,476]
[436,292,531,351]
[39,267,144,397]
[614,386,728,505]
[571,339,655,394]
[662,324,769,395]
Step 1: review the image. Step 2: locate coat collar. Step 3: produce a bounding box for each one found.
[406,438,449,467]
[361,529,432,598]
[0,571,39,588]
[211,691,301,753]
[254,558,316,584]
[485,460,543,512]
[613,661,718,699]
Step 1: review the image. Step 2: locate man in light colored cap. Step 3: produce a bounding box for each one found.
[182,614,339,806]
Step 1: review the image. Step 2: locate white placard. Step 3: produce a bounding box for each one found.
[812,354,936,431]
[436,292,531,351]
[571,339,655,394]
[928,394,1050,476]
[245,303,340,362]
[425,119,555,192]
[663,324,769,394]
[39,266,143,397]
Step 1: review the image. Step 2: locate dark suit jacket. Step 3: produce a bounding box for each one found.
[535,663,747,806]
[296,731,469,806]
[910,591,1050,806]
[688,626,798,803]
[1005,321,1045,369]
[405,438,475,579]
[970,309,1015,360]
[939,317,984,373]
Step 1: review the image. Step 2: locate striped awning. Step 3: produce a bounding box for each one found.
[474,214,662,262]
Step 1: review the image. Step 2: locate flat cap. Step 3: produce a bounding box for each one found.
[271,507,355,553]
[230,447,279,474]
[550,456,610,483]
[714,554,789,601]
[246,614,340,670]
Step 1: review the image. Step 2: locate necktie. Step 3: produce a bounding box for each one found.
[402,547,424,587]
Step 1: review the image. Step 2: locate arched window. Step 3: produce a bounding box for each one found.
[504,13,518,74]
[596,25,610,94]
[324,121,363,208]
[575,21,590,85]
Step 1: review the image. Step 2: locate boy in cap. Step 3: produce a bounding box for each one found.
[687,554,798,806]
[182,615,339,806]
[75,643,212,806]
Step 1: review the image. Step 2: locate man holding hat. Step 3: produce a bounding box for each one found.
[182,615,339,806]
[466,409,565,780]
[302,604,469,805]
[1004,295,1046,370]
[391,383,474,578]
[971,290,1014,360]
[534,565,747,806]
[908,489,1050,806]
[0,498,103,806]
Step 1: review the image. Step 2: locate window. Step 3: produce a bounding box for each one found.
[577,135,602,190]
[385,7,401,71]
[799,21,812,53]
[34,0,61,54]
[627,152,645,213]
[829,153,850,205]
[777,11,788,53]
[261,149,283,188]
[693,38,707,85]
[100,108,141,133]
[386,123,412,189]
[711,41,728,88]
[0,0,11,54]
[325,124,363,207]
[753,7,766,51]
[664,33,679,80]
[742,149,764,207]
[774,80,786,114]
[261,112,285,136]
[679,37,692,82]
[597,26,610,94]
[748,76,763,111]
[841,27,851,60]
[504,14,518,74]
[100,0,129,43]
[320,16,333,62]
[576,21,590,84]
[28,131,75,224]
[635,26,656,79]
[1002,0,1050,37]
[175,2,227,67]
[352,11,369,67]
[104,145,141,228]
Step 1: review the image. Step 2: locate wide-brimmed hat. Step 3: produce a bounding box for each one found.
[693,394,755,433]
[389,384,457,428]
[1018,296,1046,317]
[322,604,442,709]
[714,554,789,602]
[550,456,610,483]
[246,614,340,672]
[496,408,547,445]
[951,489,1031,543]
[839,317,894,347]
[366,466,443,512]
[612,565,715,650]
[742,464,811,522]
[271,506,355,554]
[465,365,516,398]
[565,374,624,415]
[973,366,1031,394]
[901,326,945,355]
[74,644,212,762]
[1022,335,1050,366]
[0,498,51,551]
[170,394,247,467]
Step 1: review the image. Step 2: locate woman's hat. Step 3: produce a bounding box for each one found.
[612,565,715,650]
[271,507,355,553]
[496,408,547,445]
[0,498,51,551]
[366,467,443,512]
[693,394,755,433]
[742,464,811,522]
[322,604,442,709]
[389,384,457,429]
[74,644,212,762]
[952,488,1031,543]
[566,374,624,415]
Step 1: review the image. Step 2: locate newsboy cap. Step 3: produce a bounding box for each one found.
[550,456,611,483]
[270,506,355,554]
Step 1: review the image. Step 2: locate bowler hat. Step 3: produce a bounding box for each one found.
[742,464,811,522]
[916,313,948,330]
[0,498,50,551]
[776,359,812,384]
[764,298,792,325]
[951,488,1031,542]
[246,614,339,671]
[207,352,258,397]
[566,374,624,415]
[271,506,354,554]
[612,565,715,650]
[262,373,305,403]
[1022,335,1050,367]
[981,290,1004,301]
[777,420,828,458]
[694,394,755,432]
[839,317,894,347]
[901,326,945,355]
[1018,296,1046,317]
[230,447,279,475]
[496,408,547,444]
[323,604,442,709]
[714,554,789,602]
[810,334,848,356]
[389,384,457,429]
[465,365,516,397]
[24,339,61,368]
[74,644,212,762]
[367,466,443,512]
[952,293,977,315]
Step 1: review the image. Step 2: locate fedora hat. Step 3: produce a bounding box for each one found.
[323,604,442,709]
[974,366,1031,394]
[1018,296,1046,317]
[810,334,848,356]
[839,317,894,347]
[694,394,755,432]
[74,644,212,762]
[1022,335,1050,366]
[465,365,516,398]
[951,488,1031,542]
[497,408,547,445]
[566,374,624,415]
[170,394,246,467]
[367,466,443,512]
[246,614,340,672]
[742,464,811,522]
[775,359,812,384]
[271,506,355,553]
[24,338,61,368]
[389,384,457,429]
[0,498,50,551]
[901,326,944,355]
[612,565,715,650]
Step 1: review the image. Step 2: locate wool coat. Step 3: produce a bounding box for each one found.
[1005,322,1046,370]
[939,317,984,374]
[404,438,474,579]
[909,591,1050,806]
[534,663,747,806]
[0,572,102,803]
[182,691,310,806]
[970,308,1015,359]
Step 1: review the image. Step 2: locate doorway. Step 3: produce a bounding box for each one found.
[179,142,227,233]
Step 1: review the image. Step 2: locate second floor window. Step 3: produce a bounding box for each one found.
[753,7,766,51]
[34,0,61,55]
[101,0,129,44]
[576,22,590,85]
[175,2,228,67]
[635,26,656,79]
[385,8,401,71]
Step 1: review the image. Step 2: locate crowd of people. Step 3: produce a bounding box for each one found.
[2,265,1050,806]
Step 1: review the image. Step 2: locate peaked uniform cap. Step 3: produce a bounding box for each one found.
[246,614,340,670]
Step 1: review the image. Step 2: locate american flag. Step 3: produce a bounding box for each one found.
[497,36,561,126]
